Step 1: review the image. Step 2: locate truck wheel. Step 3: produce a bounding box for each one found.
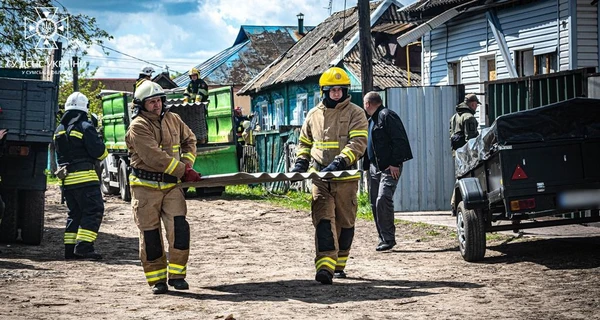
[119,161,131,202]
[100,159,119,195]
[0,190,18,243]
[19,190,45,245]
[456,201,486,262]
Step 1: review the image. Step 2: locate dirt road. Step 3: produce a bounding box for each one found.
[1,184,599,319]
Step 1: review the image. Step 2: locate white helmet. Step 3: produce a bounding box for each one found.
[140,66,155,77]
[65,92,89,113]
[242,120,250,129]
[134,81,166,105]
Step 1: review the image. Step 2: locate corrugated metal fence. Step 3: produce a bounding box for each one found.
[386,86,462,212]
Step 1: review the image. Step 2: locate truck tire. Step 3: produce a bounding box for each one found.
[19,190,44,245]
[0,189,18,243]
[119,161,131,202]
[456,201,486,262]
[100,159,119,195]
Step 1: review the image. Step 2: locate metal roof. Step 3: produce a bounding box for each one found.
[173,25,313,87]
[238,0,420,95]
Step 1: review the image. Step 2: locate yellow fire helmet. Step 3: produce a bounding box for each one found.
[319,67,350,90]
[134,80,166,105]
[188,68,200,76]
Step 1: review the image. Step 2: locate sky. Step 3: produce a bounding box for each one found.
[52,0,360,79]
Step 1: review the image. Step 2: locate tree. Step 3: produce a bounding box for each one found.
[58,61,105,116]
[0,0,112,62]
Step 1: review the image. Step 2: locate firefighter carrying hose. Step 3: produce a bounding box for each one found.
[290,67,368,284]
[125,81,202,294]
[54,92,108,260]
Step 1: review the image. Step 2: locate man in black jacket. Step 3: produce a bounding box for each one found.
[362,91,413,251]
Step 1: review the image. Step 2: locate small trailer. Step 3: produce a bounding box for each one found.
[452,98,600,261]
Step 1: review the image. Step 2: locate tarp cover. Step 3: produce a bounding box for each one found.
[455,98,600,177]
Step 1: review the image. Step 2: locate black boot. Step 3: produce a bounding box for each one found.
[64,244,80,260]
[315,269,333,285]
[168,279,189,290]
[152,282,168,294]
[74,241,102,260]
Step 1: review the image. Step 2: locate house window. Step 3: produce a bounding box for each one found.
[515,49,534,77]
[257,100,269,130]
[534,52,557,75]
[291,93,308,125]
[274,98,284,129]
[448,61,461,85]
[313,92,321,108]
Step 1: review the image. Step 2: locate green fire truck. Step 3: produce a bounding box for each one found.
[99,86,239,201]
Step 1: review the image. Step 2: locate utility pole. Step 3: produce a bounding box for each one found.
[358,0,373,96]
[72,55,79,92]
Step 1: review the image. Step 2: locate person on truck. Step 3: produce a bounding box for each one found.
[133,66,155,95]
[125,80,202,295]
[183,68,208,103]
[234,106,253,165]
[54,92,108,260]
[449,93,480,213]
[290,67,368,284]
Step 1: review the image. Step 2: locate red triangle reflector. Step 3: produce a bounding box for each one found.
[512,164,528,180]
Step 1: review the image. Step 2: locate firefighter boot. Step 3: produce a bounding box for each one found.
[152,282,168,294]
[168,279,189,290]
[334,270,347,279]
[64,244,81,260]
[74,241,102,260]
[315,269,333,285]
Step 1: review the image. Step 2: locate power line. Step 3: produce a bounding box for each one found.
[94,44,186,75]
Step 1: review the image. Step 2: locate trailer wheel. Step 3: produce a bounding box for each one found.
[0,189,18,243]
[456,201,486,261]
[119,161,131,202]
[19,190,45,245]
[100,159,119,195]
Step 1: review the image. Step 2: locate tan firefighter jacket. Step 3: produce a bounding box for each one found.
[125,109,197,190]
[296,97,368,181]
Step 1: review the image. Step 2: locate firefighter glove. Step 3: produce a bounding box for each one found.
[183,97,189,104]
[291,158,309,173]
[321,156,346,172]
[182,163,202,182]
[194,96,201,103]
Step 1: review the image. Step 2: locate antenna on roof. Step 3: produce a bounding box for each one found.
[326,0,333,15]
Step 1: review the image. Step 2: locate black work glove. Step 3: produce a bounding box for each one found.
[321,156,346,172]
[290,158,309,173]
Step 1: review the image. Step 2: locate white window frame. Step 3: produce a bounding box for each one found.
[448,60,461,85]
[274,98,284,129]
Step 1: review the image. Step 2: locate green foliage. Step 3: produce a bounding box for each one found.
[357,192,373,221]
[58,62,105,116]
[0,0,112,62]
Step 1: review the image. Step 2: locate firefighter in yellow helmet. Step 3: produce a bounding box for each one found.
[290,67,368,284]
[183,67,209,103]
[125,81,202,294]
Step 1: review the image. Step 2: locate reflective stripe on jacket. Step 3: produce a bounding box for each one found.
[296,97,368,181]
[126,109,197,190]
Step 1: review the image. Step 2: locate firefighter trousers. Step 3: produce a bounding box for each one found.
[131,185,190,286]
[311,179,358,275]
[63,185,104,250]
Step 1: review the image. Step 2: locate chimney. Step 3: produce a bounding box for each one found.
[296,12,305,35]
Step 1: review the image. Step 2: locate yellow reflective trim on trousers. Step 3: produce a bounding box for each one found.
[315,257,336,270]
[299,135,313,146]
[168,263,187,275]
[341,147,356,163]
[296,148,311,157]
[164,158,178,175]
[336,256,348,267]
[145,268,168,282]
[76,228,98,242]
[182,152,195,163]
[64,232,77,245]
[129,176,178,190]
[349,130,368,138]
[98,148,108,161]
[62,170,99,186]
[54,131,66,140]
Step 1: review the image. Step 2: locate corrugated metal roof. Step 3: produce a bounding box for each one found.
[173,25,313,88]
[238,0,420,95]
